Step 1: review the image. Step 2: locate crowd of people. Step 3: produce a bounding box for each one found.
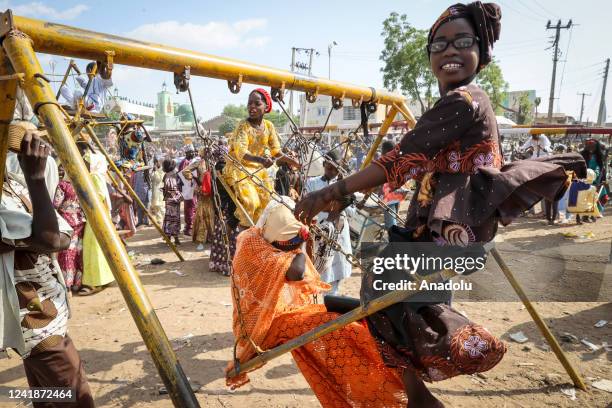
[513,133,609,225]
[1,1,610,407]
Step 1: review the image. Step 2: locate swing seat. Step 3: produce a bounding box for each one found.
[324,295,360,314]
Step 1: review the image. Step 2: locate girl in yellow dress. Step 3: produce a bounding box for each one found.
[223,88,298,226]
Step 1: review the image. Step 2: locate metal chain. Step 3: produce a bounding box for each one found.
[190,126,363,268]
[274,98,406,225]
[186,86,262,367]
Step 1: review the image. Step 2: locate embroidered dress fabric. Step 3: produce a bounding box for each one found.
[373,84,586,240]
[368,83,585,379]
[226,228,408,407]
[162,172,183,237]
[53,180,86,288]
[223,119,282,225]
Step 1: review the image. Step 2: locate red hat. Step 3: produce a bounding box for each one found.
[252,88,272,113]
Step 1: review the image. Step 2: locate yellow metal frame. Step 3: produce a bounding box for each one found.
[0,9,415,407]
[0,7,585,403]
[1,28,199,408]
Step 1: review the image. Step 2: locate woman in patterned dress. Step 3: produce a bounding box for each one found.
[222,88,299,226]
[162,158,183,245]
[209,141,240,276]
[53,173,86,291]
[192,148,215,250]
[295,2,585,406]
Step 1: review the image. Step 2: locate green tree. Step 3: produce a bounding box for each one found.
[475,59,508,114]
[380,12,435,114]
[218,117,239,135]
[220,103,297,130]
[222,104,248,119]
[516,92,534,125]
[176,104,194,122]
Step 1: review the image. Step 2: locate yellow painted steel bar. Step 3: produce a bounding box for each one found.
[7,12,405,106]
[84,124,185,262]
[529,128,568,135]
[2,30,199,407]
[215,169,255,227]
[360,106,399,170]
[397,101,417,127]
[0,49,18,193]
[490,248,587,391]
[227,268,458,378]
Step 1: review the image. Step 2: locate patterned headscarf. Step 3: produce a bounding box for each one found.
[428,2,502,71]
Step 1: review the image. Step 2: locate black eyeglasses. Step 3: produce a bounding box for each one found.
[428,35,479,53]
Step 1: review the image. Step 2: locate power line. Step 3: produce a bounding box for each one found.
[515,0,549,20]
[495,48,546,59]
[497,0,546,22]
[496,37,550,47]
[556,25,574,112]
[532,0,559,20]
[497,42,550,52]
[572,61,606,71]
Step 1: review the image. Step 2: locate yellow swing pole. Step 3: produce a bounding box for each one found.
[227,268,459,377]
[84,124,185,262]
[490,249,587,391]
[0,49,18,193]
[2,30,199,407]
[360,101,417,171]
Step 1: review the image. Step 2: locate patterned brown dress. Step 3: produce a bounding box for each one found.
[363,83,585,382]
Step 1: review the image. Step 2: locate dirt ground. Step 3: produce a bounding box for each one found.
[1,211,611,408]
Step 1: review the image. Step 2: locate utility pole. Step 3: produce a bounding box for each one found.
[289,47,296,117]
[308,48,314,76]
[290,47,318,127]
[597,58,610,126]
[328,41,338,79]
[577,92,591,123]
[546,19,572,123]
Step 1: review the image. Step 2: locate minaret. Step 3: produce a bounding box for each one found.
[155,81,176,129]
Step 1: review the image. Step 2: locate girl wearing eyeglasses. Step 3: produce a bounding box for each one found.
[296,2,585,406]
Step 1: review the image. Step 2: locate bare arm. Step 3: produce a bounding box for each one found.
[18,133,66,252]
[285,252,306,281]
[295,164,386,224]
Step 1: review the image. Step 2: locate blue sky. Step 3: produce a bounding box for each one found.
[3,0,611,123]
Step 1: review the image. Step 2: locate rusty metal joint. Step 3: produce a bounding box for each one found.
[305,86,319,103]
[173,65,190,93]
[271,83,285,103]
[351,96,363,109]
[331,95,344,110]
[228,74,243,94]
[33,72,50,83]
[103,50,115,77]
[0,10,15,39]
[367,86,377,103]
[366,101,378,114]
[33,101,63,116]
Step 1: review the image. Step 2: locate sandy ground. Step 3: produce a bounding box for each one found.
[1,211,611,408]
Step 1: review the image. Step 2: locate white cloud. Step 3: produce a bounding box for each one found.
[244,36,271,48]
[10,2,88,20]
[126,18,269,51]
[232,19,267,32]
